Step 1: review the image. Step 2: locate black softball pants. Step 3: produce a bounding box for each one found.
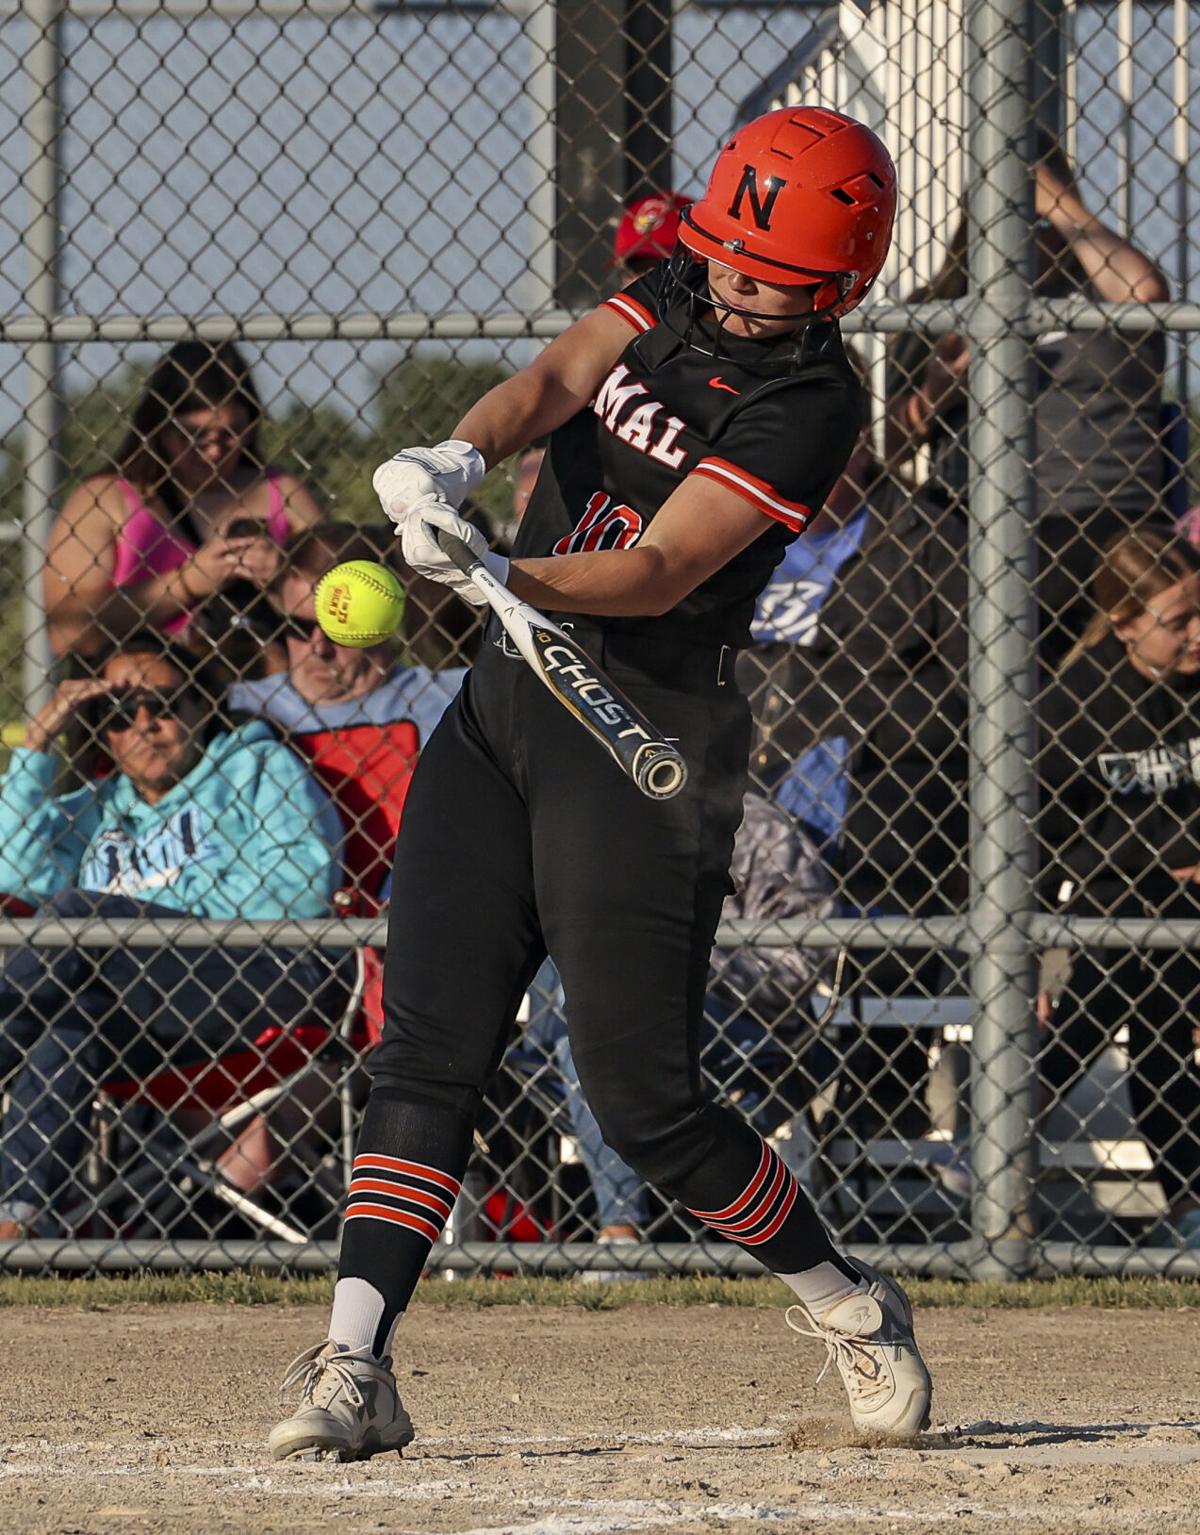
[376,628,751,1187]
[339,624,844,1315]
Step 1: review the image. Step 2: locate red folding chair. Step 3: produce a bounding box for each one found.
[91,984,368,1243]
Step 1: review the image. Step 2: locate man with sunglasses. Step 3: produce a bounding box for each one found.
[0,631,346,1239]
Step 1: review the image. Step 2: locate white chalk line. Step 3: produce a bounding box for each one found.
[2,1420,1195,1535]
[0,1461,1186,1535]
[439,1494,1181,1535]
[0,1421,778,1471]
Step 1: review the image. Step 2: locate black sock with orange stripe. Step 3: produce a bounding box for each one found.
[331,1087,474,1359]
[684,1127,860,1285]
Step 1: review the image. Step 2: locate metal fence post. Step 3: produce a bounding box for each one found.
[21,0,63,716]
[965,0,1039,1279]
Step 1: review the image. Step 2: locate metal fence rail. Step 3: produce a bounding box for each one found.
[0,0,1196,1278]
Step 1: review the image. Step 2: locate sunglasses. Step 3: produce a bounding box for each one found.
[100,686,194,734]
[274,613,323,645]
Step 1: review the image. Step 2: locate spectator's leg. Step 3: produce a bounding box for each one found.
[1123,950,1200,1223]
[0,899,113,1083]
[520,959,648,1235]
[0,892,148,1228]
[111,941,349,1062]
[552,1032,649,1235]
[700,994,803,1138]
[0,1025,115,1229]
[1035,948,1112,1133]
[1039,943,1200,1231]
[0,889,351,1233]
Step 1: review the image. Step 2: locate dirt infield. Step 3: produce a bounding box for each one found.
[0,1300,1197,1534]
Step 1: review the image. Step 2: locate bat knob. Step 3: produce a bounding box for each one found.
[633,742,688,800]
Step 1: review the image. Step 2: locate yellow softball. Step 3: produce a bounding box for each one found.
[313,560,406,648]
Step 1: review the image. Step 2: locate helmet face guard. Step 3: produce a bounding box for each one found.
[654,249,844,370]
[663,236,856,330]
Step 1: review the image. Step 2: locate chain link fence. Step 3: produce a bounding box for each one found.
[0,0,1196,1278]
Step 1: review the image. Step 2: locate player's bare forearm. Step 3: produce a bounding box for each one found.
[455,308,634,468]
[455,374,581,470]
[506,480,772,617]
[507,547,680,617]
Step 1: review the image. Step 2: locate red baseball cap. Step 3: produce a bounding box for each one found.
[612,192,689,267]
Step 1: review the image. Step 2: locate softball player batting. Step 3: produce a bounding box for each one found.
[271,105,933,1458]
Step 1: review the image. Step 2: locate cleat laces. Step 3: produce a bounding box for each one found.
[278,1341,379,1411]
[785,1304,894,1410]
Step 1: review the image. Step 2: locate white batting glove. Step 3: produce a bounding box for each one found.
[398,499,509,607]
[372,440,486,526]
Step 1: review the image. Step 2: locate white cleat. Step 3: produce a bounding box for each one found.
[268,1341,415,1462]
[786,1264,932,1440]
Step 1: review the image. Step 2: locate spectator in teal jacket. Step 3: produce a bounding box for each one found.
[0,631,349,1237]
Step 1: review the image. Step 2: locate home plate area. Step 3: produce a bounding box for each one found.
[1,1302,1197,1534]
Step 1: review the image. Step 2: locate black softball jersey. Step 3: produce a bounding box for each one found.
[511,264,864,650]
[1038,630,1200,897]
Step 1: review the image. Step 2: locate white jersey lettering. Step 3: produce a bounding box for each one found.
[617,401,662,452]
[593,365,648,430]
[648,414,687,469]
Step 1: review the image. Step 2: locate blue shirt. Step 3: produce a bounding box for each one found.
[749,507,869,647]
[0,721,342,920]
[750,506,870,852]
[228,666,465,740]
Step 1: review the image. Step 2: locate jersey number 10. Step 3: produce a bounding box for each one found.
[553,492,645,556]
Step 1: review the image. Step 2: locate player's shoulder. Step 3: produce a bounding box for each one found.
[599,266,665,337]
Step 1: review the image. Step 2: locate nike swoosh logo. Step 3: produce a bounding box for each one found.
[708,377,739,394]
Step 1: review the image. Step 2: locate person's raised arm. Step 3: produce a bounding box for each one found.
[455,307,638,469]
[1037,161,1169,303]
[274,471,325,533]
[0,677,107,902]
[45,477,282,656]
[44,479,129,656]
[46,477,213,655]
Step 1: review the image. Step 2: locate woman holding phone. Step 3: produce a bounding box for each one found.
[44,341,323,662]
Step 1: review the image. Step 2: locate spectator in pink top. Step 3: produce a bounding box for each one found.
[45,341,323,661]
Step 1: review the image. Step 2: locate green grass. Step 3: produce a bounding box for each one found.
[0,1272,1195,1311]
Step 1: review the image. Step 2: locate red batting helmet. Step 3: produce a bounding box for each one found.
[612,192,689,267]
[678,106,897,317]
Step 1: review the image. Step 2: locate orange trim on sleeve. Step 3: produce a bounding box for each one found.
[602,292,656,334]
[692,457,812,533]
